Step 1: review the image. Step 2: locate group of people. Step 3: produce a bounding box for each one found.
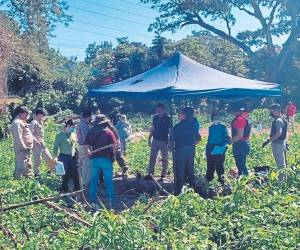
[144,102,292,194]
[11,106,132,209]
[10,101,295,209]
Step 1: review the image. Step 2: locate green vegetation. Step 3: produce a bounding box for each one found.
[1,1,300,248]
[1,1,300,117]
[142,0,300,83]
[0,117,299,249]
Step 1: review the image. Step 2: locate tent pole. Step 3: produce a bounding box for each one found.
[170,98,176,192]
[170,98,174,124]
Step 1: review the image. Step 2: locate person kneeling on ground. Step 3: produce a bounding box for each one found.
[172,107,201,195]
[262,104,288,181]
[206,112,230,185]
[53,119,81,192]
[84,115,117,210]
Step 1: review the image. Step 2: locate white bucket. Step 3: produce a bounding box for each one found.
[55,161,65,176]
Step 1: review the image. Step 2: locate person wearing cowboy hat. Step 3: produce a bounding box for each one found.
[11,106,34,178]
[84,114,117,210]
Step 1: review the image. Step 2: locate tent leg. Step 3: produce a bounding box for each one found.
[170,98,176,193]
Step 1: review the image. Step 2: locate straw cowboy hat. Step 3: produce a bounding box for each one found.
[93,114,110,125]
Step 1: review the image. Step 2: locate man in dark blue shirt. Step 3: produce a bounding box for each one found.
[146,103,172,181]
[172,107,201,195]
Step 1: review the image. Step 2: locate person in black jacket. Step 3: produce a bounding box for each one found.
[172,107,201,195]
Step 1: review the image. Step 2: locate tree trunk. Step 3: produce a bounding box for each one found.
[0,63,7,98]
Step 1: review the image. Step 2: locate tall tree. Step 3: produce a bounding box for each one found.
[1,0,72,49]
[141,0,300,82]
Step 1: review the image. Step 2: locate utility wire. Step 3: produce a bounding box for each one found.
[78,0,154,20]
[50,38,94,46]
[72,6,148,27]
[57,25,118,38]
[118,0,155,11]
[50,43,87,49]
[73,19,153,38]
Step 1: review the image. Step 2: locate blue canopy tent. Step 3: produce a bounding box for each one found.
[89,52,281,99]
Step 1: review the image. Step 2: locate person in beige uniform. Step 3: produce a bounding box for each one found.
[76,109,92,187]
[30,108,53,178]
[11,106,34,178]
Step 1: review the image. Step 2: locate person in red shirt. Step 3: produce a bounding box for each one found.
[230,106,252,177]
[84,115,117,210]
[287,102,297,131]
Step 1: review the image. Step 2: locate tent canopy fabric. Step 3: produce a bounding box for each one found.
[89,52,281,99]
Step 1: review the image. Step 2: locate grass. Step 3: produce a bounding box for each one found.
[0,115,299,249]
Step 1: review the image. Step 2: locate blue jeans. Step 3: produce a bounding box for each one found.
[89,157,114,203]
[232,141,250,176]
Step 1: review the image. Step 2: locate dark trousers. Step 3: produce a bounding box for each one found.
[174,146,196,196]
[232,141,250,176]
[116,150,127,169]
[59,154,81,192]
[206,154,225,184]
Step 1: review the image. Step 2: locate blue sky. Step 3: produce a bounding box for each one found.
[48,0,286,60]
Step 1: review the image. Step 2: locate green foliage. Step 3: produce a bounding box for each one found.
[87,32,248,113]
[87,32,247,85]
[0,110,11,139]
[141,0,300,82]
[0,118,300,248]
[0,0,72,49]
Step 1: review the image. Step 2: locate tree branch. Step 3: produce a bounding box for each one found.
[221,14,232,36]
[43,201,92,227]
[2,189,86,212]
[268,1,280,27]
[251,1,276,56]
[276,12,300,77]
[228,1,255,17]
[181,16,255,57]
[10,0,23,13]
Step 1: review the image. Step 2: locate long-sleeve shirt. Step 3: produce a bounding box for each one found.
[173,119,201,150]
[115,121,132,139]
[85,126,117,161]
[30,119,45,143]
[11,118,34,152]
[53,131,76,157]
[207,123,230,146]
[206,123,230,155]
[76,119,90,145]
